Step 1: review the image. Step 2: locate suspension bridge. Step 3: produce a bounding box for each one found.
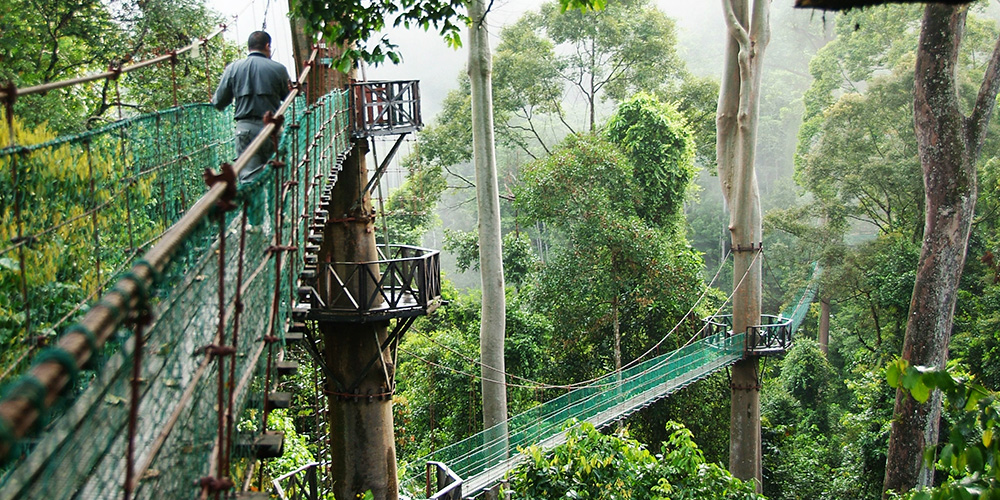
[0,25,819,500]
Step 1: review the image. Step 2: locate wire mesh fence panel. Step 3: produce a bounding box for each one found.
[0,104,230,388]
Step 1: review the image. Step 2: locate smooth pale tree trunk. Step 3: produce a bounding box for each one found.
[468,0,509,444]
[883,4,1000,496]
[717,0,768,490]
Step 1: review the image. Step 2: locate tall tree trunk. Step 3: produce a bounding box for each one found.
[320,139,399,500]
[292,25,399,500]
[468,0,509,442]
[718,0,769,490]
[884,4,1000,496]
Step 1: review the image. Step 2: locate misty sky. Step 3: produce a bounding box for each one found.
[367,0,728,118]
[209,0,730,118]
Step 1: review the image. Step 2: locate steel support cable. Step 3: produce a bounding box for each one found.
[133,89,333,492]
[0,26,226,101]
[134,221,276,490]
[140,75,324,500]
[210,210,232,500]
[123,318,147,500]
[115,77,138,254]
[223,209,250,479]
[400,330,744,484]
[0,47,320,464]
[404,249,757,400]
[403,249,737,392]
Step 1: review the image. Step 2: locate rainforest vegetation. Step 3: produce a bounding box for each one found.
[6,0,1000,498]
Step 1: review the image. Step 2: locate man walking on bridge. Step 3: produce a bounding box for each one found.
[212,30,290,184]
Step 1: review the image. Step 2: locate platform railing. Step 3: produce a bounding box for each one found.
[300,244,441,322]
[272,461,328,500]
[351,80,422,137]
[427,461,464,500]
[701,314,793,354]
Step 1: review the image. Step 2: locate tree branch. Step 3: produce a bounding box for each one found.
[721,0,750,50]
[444,165,476,188]
[966,29,1000,159]
[552,99,578,135]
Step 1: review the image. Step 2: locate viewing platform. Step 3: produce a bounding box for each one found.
[294,244,442,324]
[702,314,793,355]
[351,80,422,138]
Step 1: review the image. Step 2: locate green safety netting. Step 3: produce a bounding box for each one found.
[0,89,351,499]
[781,262,821,332]
[0,104,230,383]
[402,331,747,497]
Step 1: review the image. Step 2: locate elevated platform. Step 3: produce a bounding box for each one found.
[702,314,794,355]
[294,244,442,324]
[351,80,422,138]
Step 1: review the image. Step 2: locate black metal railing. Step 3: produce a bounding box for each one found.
[351,80,422,137]
[272,461,327,500]
[427,461,464,500]
[701,314,793,354]
[300,244,441,322]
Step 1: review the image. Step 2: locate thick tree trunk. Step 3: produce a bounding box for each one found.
[468,0,509,441]
[718,0,768,490]
[884,4,1000,496]
[320,139,398,500]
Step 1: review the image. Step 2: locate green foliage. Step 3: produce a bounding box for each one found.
[513,98,705,382]
[951,157,1000,391]
[763,426,839,500]
[290,0,606,71]
[383,156,447,246]
[606,93,696,227]
[509,421,761,500]
[0,0,232,134]
[394,282,554,462]
[887,361,1000,500]
[443,230,538,288]
[0,116,161,365]
[538,0,684,107]
[489,0,705,156]
[265,409,317,480]
[780,339,835,407]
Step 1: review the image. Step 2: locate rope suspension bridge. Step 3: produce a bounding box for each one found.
[0,21,820,500]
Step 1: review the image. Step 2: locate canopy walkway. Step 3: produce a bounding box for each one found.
[0,40,436,499]
[408,275,818,500]
[0,24,820,500]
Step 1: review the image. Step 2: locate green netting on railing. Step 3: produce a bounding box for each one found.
[402,331,746,497]
[0,89,351,499]
[780,262,821,332]
[0,104,231,385]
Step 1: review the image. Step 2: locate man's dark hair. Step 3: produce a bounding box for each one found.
[248,31,271,51]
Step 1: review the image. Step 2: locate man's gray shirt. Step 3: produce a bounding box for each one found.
[212,52,290,120]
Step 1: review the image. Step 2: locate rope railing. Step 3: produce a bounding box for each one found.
[0,43,354,498]
[0,26,227,101]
